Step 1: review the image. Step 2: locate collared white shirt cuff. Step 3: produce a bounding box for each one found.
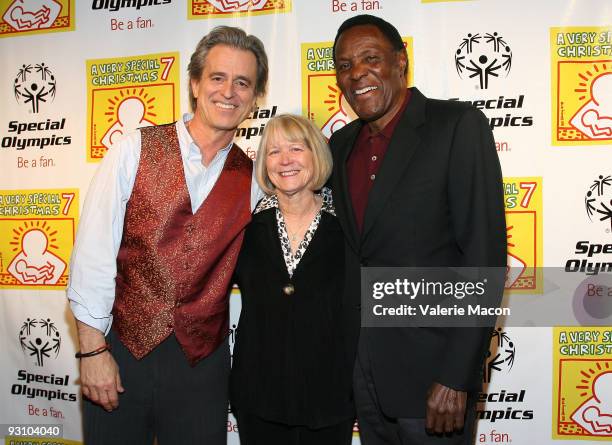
[68,295,112,335]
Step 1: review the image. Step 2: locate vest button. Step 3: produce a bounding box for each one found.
[175,301,182,308]
[283,284,295,295]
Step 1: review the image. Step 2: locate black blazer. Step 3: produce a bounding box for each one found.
[230,207,354,428]
[330,87,507,418]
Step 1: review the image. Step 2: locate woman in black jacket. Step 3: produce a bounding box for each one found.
[230,114,354,445]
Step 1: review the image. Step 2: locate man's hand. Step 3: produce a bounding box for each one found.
[425,382,467,434]
[80,350,124,411]
[76,321,124,412]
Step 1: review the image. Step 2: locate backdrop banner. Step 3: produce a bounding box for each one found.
[1,1,610,444]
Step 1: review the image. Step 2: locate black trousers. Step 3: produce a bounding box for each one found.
[235,411,354,445]
[83,330,230,445]
[353,335,478,445]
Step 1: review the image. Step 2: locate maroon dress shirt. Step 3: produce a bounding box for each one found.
[347,90,411,233]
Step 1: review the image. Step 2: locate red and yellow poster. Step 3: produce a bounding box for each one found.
[86,52,180,162]
[188,0,291,19]
[553,327,612,440]
[300,38,413,139]
[0,0,74,38]
[503,177,543,293]
[0,189,78,290]
[551,26,612,146]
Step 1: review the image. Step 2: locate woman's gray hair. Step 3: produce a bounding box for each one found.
[187,26,268,112]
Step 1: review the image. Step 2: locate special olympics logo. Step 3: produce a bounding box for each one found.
[13,63,56,113]
[585,175,612,233]
[484,327,516,383]
[208,0,266,12]
[19,318,61,367]
[455,32,512,89]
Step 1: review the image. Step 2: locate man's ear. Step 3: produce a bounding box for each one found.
[190,78,199,99]
[398,51,408,78]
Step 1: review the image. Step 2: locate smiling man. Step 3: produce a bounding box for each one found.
[67,26,267,445]
[329,15,507,445]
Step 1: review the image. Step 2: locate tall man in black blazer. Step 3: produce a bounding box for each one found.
[330,15,507,445]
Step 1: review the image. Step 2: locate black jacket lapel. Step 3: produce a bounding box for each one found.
[331,121,362,254]
[252,210,290,277]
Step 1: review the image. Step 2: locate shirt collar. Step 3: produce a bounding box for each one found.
[254,186,335,216]
[362,88,411,140]
[177,113,233,162]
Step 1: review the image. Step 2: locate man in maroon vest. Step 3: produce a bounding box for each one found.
[67,26,268,444]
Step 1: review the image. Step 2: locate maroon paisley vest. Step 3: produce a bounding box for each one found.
[113,123,252,365]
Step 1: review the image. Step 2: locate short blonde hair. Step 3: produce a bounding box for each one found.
[255,114,332,195]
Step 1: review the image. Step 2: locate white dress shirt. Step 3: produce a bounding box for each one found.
[67,114,263,334]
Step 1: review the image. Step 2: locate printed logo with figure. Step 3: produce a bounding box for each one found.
[551,26,612,146]
[4,0,60,30]
[0,189,78,290]
[19,317,61,367]
[454,32,512,90]
[554,327,612,439]
[13,62,56,113]
[571,73,612,140]
[503,177,543,293]
[572,371,612,436]
[0,0,74,37]
[209,0,266,11]
[100,95,156,150]
[319,85,357,140]
[188,0,291,19]
[484,327,516,383]
[585,174,612,233]
[86,52,180,161]
[301,39,413,137]
[8,227,66,285]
